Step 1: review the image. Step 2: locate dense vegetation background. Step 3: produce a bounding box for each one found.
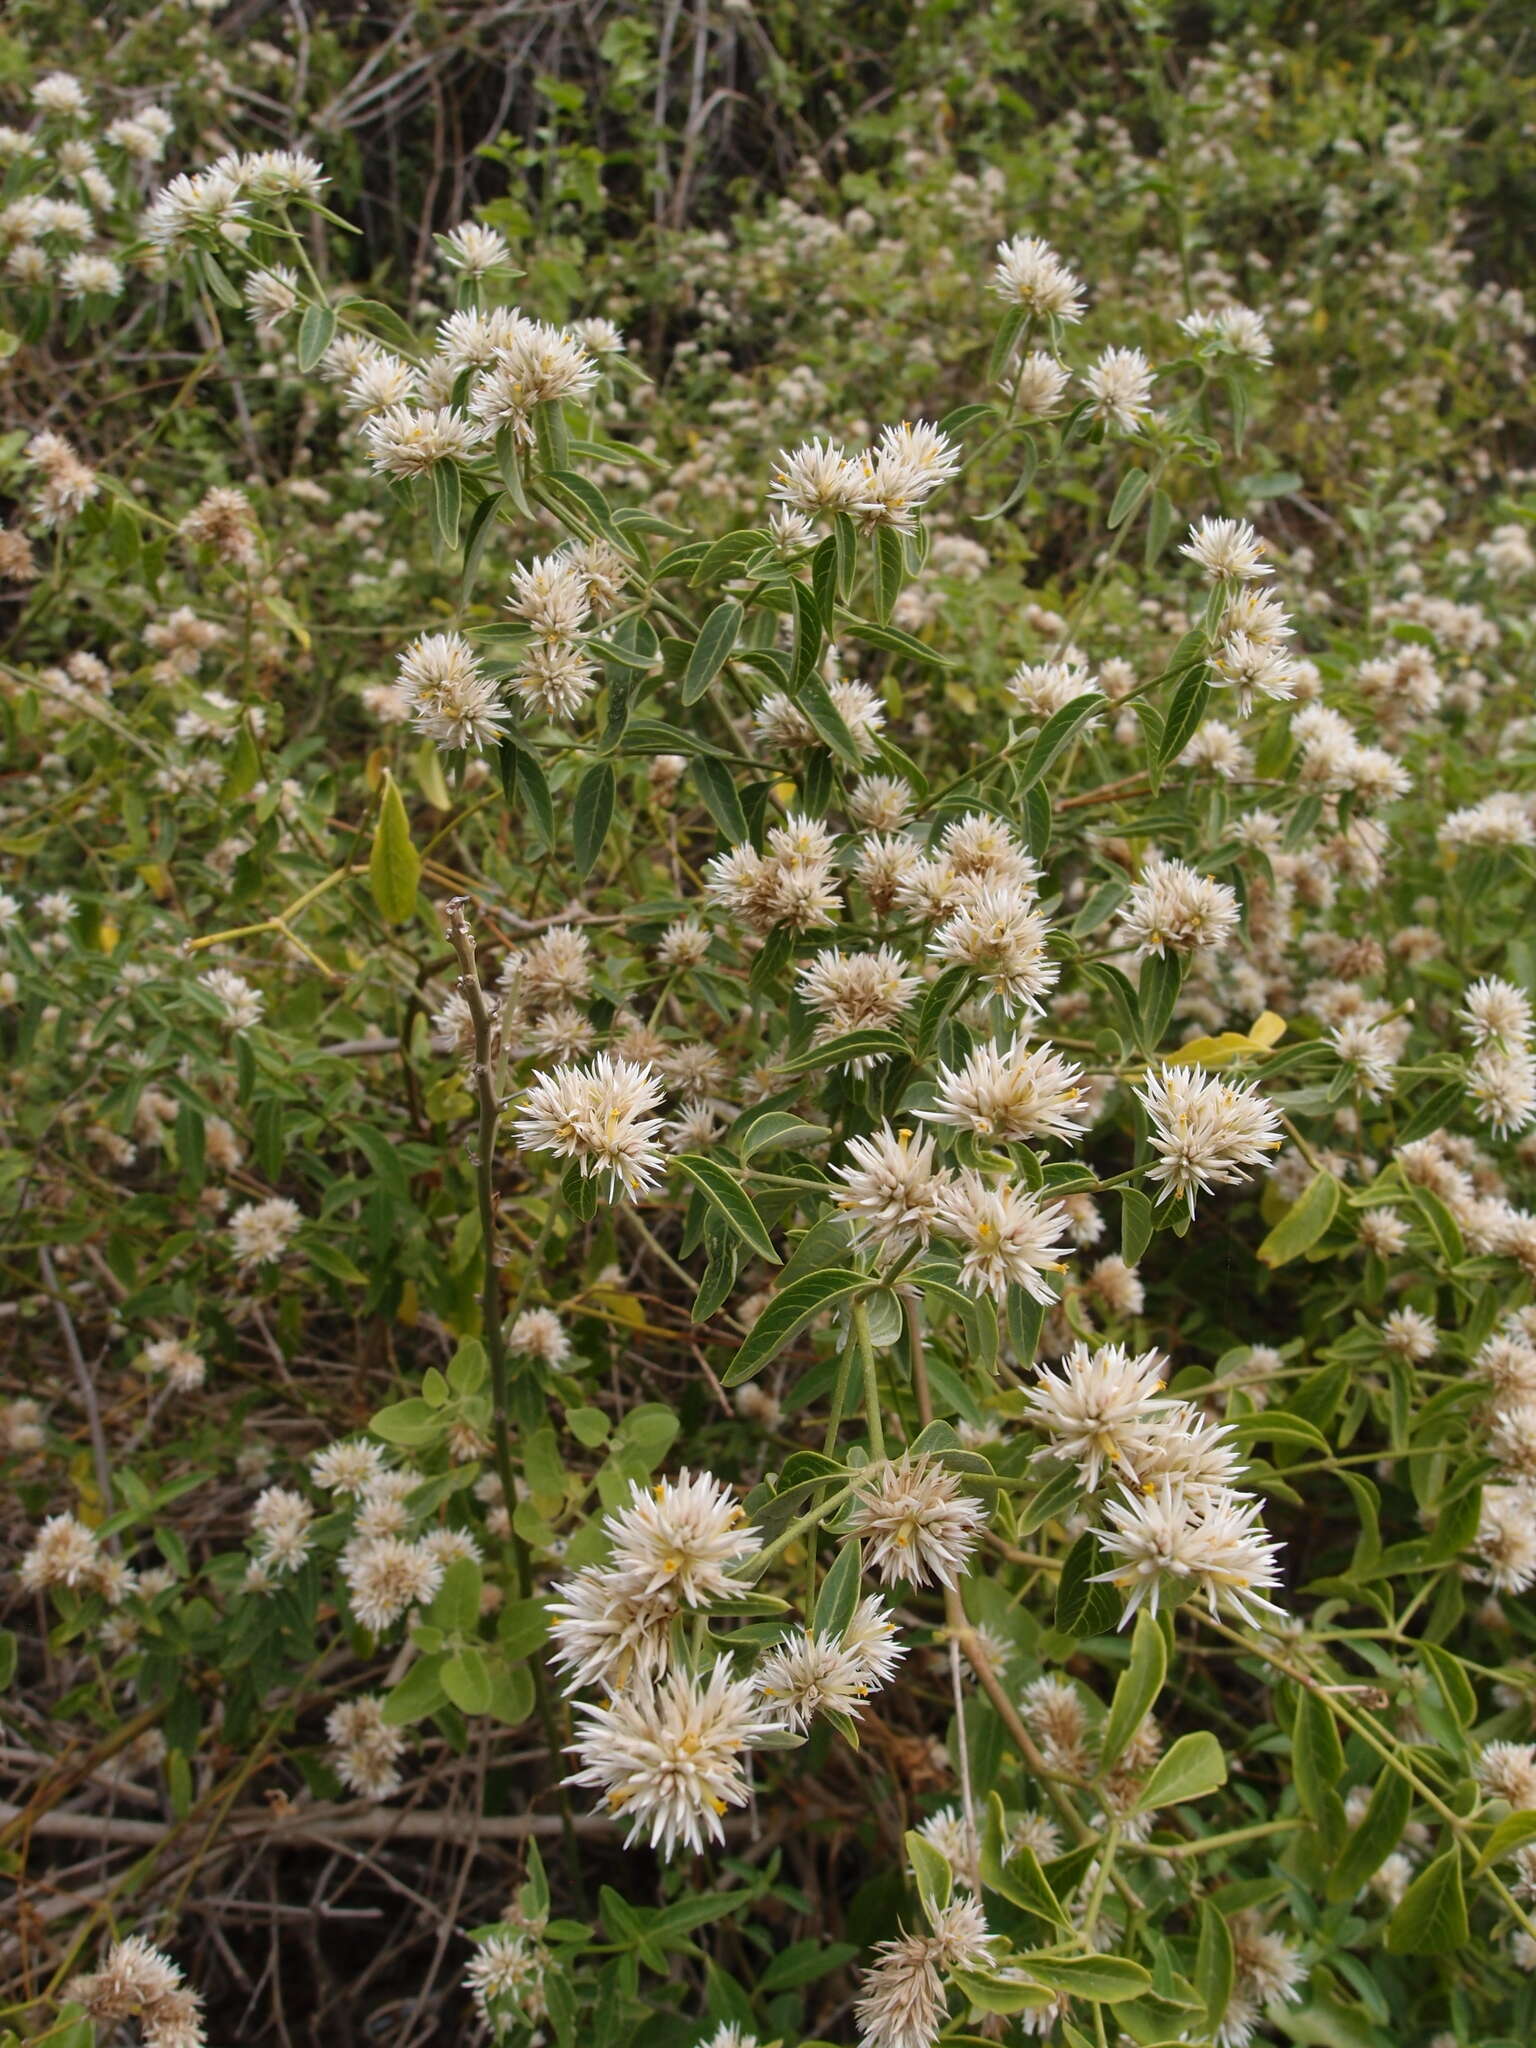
[3,4,1536,2047]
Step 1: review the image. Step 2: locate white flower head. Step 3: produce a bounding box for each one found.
[1083,346,1154,431]
[850,1455,988,1589]
[512,1053,667,1199]
[1119,857,1239,958]
[566,1663,772,1856]
[834,1124,948,1255]
[1095,1480,1285,1628]
[935,1171,1072,1304]
[1181,517,1273,582]
[1136,1067,1283,1215]
[922,1037,1089,1144]
[1023,1342,1174,1490]
[928,882,1058,1011]
[603,1469,759,1605]
[990,234,1085,321]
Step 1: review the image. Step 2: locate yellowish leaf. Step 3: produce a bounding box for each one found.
[587,1285,646,1329]
[1165,1031,1259,1068]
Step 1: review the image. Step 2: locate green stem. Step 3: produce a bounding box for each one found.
[854,1298,886,1462]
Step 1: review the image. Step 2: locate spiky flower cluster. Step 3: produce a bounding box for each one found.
[512,1053,668,1199]
[769,420,961,532]
[1022,1341,1283,1627]
[832,1124,1072,1299]
[65,1937,205,2048]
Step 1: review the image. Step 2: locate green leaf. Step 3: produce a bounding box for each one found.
[1237,469,1303,500]
[813,1540,864,1639]
[1100,1609,1167,1772]
[199,249,244,308]
[429,457,462,551]
[937,403,998,439]
[0,1629,15,1690]
[567,1405,611,1446]
[1056,1532,1122,1637]
[778,1028,909,1073]
[542,469,636,555]
[1419,1641,1477,1726]
[1144,487,1176,567]
[223,716,262,801]
[1226,372,1250,456]
[735,1110,833,1160]
[369,1398,442,1448]
[442,1646,493,1715]
[690,754,749,844]
[504,741,554,849]
[1021,1954,1151,2003]
[305,1236,368,1286]
[722,1269,866,1386]
[905,1829,953,1920]
[572,761,616,877]
[1258,1171,1342,1267]
[1071,878,1129,939]
[430,1557,483,1634]
[952,1971,1058,2016]
[383,1653,447,1725]
[1396,1079,1466,1148]
[1383,1847,1467,1955]
[1014,1459,1083,1536]
[759,1940,862,1991]
[1108,467,1151,529]
[297,299,337,372]
[368,771,420,923]
[689,528,771,585]
[683,599,743,705]
[1120,1187,1153,1266]
[1018,692,1102,791]
[648,1890,754,1940]
[1137,951,1182,1053]
[794,671,866,766]
[497,1596,553,1661]
[460,487,504,602]
[1228,1410,1330,1453]
[987,304,1030,385]
[839,618,955,669]
[448,1338,488,1395]
[1157,668,1210,768]
[693,1237,739,1323]
[672,1154,781,1266]
[485,1659,535,1726]
[812,533,839,629]
[1474,1808,1536,1876]
[1291,1691,1347,1854]
[531,401,571,475]
[1087,961,1141,1048]
[1195,1899,1234,2032]
[1134,1730,1227,1811]
[872,526,905,622]
[1407,1183,1465,1265]
[344,296,423,355]
[790,579,823,685]
[980,1792,1070,1928]
[1327,1768,1412,1900]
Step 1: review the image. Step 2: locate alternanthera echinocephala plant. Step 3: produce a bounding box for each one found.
[6,26,1536,2048]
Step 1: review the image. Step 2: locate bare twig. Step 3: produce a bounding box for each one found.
[38,1246,114,1521]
